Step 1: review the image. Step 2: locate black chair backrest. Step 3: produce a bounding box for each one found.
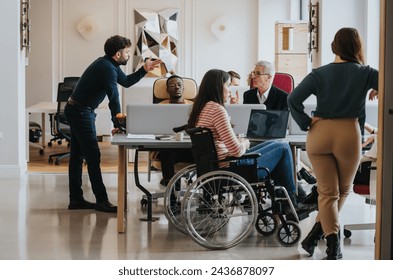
[63,76,80,90]
[186,127,219,177]
[56,77,79,138]
[57,77,79,102]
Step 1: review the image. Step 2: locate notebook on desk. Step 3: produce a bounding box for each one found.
[246,109,290,141]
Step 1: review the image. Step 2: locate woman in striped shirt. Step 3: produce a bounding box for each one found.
[187,69,302,208]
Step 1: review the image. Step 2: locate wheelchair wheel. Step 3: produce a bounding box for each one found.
[182,170,258,250]
[344,228,352,238]
[255,212,278,236]
[276,220,301,247]
[163,164,197,234]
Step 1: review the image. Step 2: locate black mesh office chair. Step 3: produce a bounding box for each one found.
[48,77,79,165]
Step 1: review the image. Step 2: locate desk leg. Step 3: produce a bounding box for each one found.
[134,150,159,222]
[41,112,46,148]
[290,145,298,192]
[117,145,127,233]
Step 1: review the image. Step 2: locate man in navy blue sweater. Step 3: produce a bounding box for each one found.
[64,35,160,213]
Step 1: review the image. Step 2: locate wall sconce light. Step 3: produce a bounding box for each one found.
[20,0,31,53]
[77,16,100,41]
[308,1,319,53]
[210,16,230,40]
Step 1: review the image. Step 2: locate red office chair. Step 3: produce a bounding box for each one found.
[343,161,376,238]
[272,72,294,94]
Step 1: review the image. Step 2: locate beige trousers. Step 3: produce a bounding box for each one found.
[307,118,361,236]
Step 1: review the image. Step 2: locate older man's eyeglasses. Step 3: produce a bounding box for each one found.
[251,71,270,76]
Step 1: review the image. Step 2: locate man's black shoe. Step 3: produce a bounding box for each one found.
[68,199,96,210]
[298,168,317,184]
[95,201,117,213]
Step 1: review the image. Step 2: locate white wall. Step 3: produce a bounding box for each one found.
[0,0,28,177]
[192,0,258,84]
[313,0,379,68]
[258,0,292,63]
[25,0,54,108]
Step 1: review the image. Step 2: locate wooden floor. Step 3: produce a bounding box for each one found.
[28,140,147,173]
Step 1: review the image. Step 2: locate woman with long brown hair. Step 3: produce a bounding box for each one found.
[288,27,379,259]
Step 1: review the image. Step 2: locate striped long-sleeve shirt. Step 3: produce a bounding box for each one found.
[196,101,246,166]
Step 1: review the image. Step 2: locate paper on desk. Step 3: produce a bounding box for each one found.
[127,134,156,139]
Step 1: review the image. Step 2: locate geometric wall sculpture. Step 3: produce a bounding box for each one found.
[133,8,179,77]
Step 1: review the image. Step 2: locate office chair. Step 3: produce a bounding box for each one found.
[147,77,197,182]
[48,77,79,165]
[29,121,44,155]
[48,77,79,147]
[272,72,294,94]
[343,161,377,238]
[152,77,197,104]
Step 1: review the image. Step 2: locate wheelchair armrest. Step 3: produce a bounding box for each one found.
[173,124,188,133]
[185,126,204,135]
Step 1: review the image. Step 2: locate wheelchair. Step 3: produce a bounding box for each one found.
[164,127,302,250]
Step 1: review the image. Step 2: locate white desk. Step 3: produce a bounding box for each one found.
[111,133,307,233]
[26,101,111,161]
[26,102,57,161]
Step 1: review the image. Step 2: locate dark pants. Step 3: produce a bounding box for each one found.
[64,103,108,203]
[158,148,194,182]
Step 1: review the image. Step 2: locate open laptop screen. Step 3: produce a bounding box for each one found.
[246,109,290,140]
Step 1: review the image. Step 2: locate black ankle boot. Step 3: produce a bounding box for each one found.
[326,233,342,260]
[303,185,318,205]
[301,222,324,256]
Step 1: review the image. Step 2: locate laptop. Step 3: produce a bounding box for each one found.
[126,104,192,135]
[288,103,316,135]
[226,104,266,134]
[246,109,290,141]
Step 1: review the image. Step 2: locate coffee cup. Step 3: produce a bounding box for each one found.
[175,132,184,141]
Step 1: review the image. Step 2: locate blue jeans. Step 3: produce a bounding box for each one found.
[64,103,108,203]
[239,140,296,194]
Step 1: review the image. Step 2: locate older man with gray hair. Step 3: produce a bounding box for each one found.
[243,60,288,110]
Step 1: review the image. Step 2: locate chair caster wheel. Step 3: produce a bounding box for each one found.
[140,198,148,207]
[344,228,352,238]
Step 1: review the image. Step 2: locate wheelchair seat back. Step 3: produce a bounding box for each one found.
[187,127,218,177]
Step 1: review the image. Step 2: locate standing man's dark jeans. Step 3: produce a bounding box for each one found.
[64,103,108,203]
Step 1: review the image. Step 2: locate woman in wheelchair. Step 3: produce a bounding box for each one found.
[187,69,311,212]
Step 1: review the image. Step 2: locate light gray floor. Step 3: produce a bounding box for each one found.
[0,172,376,260]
